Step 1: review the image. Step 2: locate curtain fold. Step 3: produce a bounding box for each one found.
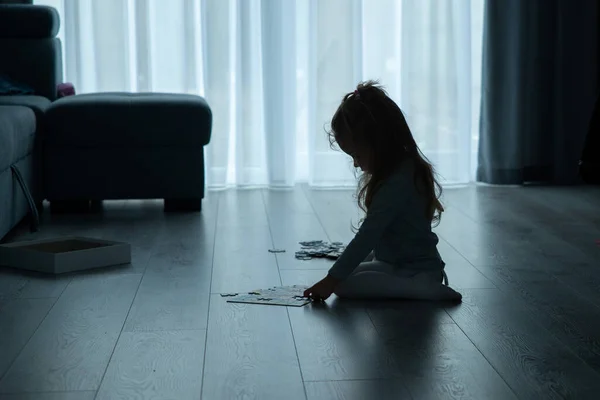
[477,0,599,185]
[36,0,484,189]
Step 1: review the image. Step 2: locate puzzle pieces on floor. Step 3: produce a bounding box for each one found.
[268,249,286,253]
[295,240,345,260]
[224,285,311,307]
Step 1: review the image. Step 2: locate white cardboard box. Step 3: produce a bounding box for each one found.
[0,236,131,274]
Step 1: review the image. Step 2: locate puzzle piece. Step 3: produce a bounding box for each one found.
[295,240,345,260]
[299,240,324,247]
[225,285,311,307]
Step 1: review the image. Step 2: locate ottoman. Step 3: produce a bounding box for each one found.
[43,92,212,211]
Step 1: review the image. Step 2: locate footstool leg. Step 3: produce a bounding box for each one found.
[164,198,202,212]
[50,200,91,214]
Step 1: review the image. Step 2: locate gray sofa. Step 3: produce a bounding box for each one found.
[0,3,62,240]
[0,2,212,241]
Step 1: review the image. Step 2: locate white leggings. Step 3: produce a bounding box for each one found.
[334,254,462,301]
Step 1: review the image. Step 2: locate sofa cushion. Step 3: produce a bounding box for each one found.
[0,95,51,122]
[44,92,212,147]
[0,105,36,171]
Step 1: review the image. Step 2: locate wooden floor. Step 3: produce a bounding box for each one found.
[0,184,599,400]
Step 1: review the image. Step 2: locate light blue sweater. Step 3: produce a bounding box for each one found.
[328,159,444,281]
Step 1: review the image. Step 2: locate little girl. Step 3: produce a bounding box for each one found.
[304,81,462,302]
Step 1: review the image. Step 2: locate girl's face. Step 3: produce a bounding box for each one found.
[337,134,369,172]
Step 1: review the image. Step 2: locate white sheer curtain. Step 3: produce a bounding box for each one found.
[36,0,484,189]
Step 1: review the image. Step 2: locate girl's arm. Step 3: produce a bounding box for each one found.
[328,175,407,281]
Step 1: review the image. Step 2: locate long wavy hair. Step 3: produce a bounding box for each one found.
[328,80,444,226]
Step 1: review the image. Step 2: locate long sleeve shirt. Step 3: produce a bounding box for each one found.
[328,159,444,281]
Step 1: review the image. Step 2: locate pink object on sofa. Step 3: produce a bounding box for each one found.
[57,82,75,98]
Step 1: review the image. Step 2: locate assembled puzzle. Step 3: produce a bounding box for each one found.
[221,285,311,307]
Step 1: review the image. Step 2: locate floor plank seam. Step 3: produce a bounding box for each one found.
[287,308,309,400]
[443,201,479,224]
[444,309,521,400]
[260,189,309,400]
[300,184,333,243]
[363,308,416,396]
[122,328,210,333]
[447,190,598,268]
[546,271,600,312]
[199,192,220,400]
[479,271,600,381]
[437,236,501,291]
[92,272,146,399]
[0,274,71,384]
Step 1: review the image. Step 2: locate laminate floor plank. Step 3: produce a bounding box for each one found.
[305,380,413,400]
[510,187,599,265]
[201,294,305,400]
[444,187,598,264]
[217,189,270,229]
[443,187,600,306]
[517,186,600,226]
[123,197,217,332]
[301,187,361,244]
[435,205,560,270]
[289,291,508,399]
[92,200,164,276]
[16,274,72,299]
[436,239,496,290]
[0,298,55,379]
[96,330,206,400]
[0,269,28,305]
[211,190,281,294]
[288,301,401,382]
[481,265,600,375]
[446,288,600,399]
[443,187,594,265]
[373,315,516,400]
[262,188,332,271]
[0,274,142,393]
[123,269,211,333]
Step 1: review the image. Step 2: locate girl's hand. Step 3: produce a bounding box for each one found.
[304,274,339,302]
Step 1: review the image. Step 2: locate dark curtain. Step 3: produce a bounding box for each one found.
[477,0,599,185]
